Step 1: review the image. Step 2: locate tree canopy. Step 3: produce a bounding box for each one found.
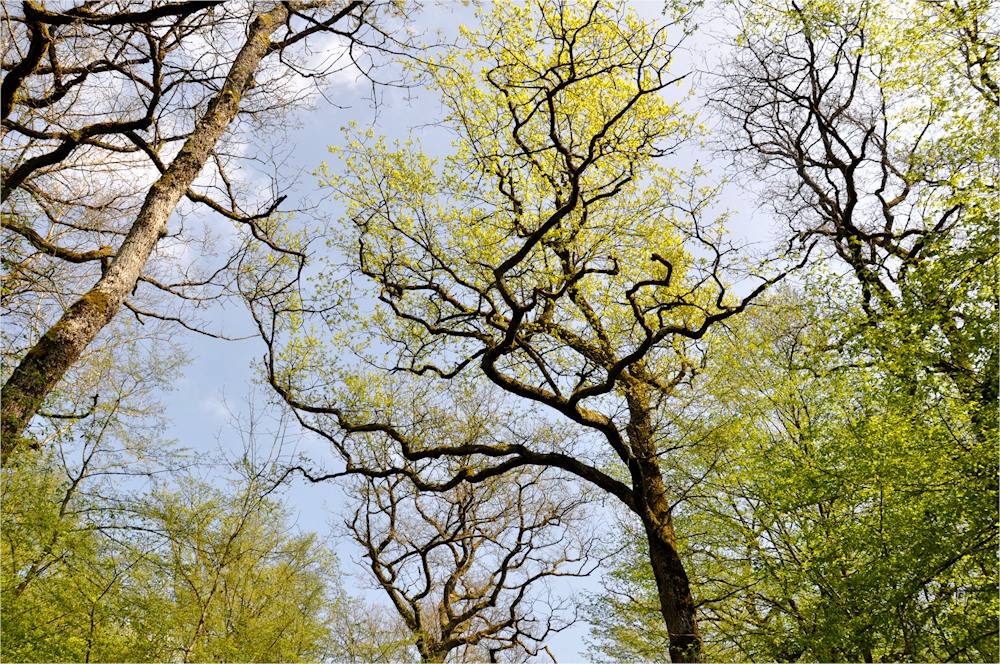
[2,0,996,662]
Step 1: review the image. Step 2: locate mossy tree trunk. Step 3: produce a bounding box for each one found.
[626,383,702,663]
[641,483,701,663]
[0,4,290,463]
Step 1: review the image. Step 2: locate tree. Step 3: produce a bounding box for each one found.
[137,474,343,662]
[697,6,999,656]
[326,599,418,664]
[344,454,595,662]
[585,292,998,661]
[1,0,411,460]
[713,0,998,439]
[1,441,346,662]
[276,381,601,661]
[253,1,798,659]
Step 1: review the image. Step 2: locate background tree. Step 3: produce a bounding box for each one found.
[1,337,343,663]
[713,0,998,437]
[1,436,347,662]
[343,455,595,662]
[1,0,412,459]
[0,314,189,661]
[326,599,418,664]
[273,380,601,662]
[253,1,804,659]
[138,473,343,663]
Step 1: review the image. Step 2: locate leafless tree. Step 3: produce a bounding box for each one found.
[1,0,415,461]
[342,461,596,663]
[711,0,997,435]
[270,382,601,661]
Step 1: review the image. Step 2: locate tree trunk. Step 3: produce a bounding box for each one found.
[419,646,449,663]
[625,383,702,662]
[416,632,450,664]
[642,495,701,663]
[0,4,289,463]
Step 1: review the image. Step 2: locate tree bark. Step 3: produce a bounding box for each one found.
[625,383,702,662]
[1,4,290,463]
[419,645,449,663]
[642,492,701,663]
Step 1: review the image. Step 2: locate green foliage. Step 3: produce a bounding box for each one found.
[326,600,419,663]
[136,476,343,662]
[693,294,996,661]
[308,0,726,393]
[1,451,345,662]
[1,453,102,662]
[587,291,999,662]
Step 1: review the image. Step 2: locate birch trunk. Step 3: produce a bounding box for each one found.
[1,4,290,463]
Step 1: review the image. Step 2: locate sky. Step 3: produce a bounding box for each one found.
[152,1,775,660]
